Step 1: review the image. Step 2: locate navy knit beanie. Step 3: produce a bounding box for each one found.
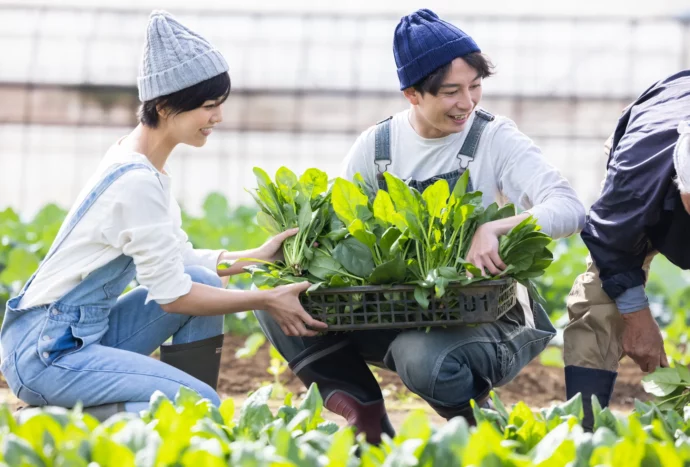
[394,9,480,90]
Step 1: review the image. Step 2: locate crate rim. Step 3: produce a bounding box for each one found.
[301,277,515,295]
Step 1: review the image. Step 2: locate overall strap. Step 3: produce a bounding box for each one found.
[374,116,393,191]
[455,108,495,169]
[18,162,157,296]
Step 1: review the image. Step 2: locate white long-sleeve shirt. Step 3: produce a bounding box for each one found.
[341,108,585,240]
[19,142,223,308]
[340,108,586,327]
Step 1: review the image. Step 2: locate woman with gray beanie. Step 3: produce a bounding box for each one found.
[0,10,325,420]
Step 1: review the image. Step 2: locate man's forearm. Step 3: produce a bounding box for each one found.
[487,213,531,236]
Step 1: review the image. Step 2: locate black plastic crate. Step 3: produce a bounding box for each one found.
[299,278,517,331]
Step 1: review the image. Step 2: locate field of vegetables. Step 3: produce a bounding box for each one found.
[1,173,690,466]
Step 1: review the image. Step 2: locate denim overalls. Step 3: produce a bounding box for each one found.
[0,162,223,411]
[256,109,556,411]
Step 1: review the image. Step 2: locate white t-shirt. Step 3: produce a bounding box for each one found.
[19,142,223,308]
[340,108,586,327]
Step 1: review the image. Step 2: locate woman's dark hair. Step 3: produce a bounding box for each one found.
[412,52,495,96]
[138,72,231,128]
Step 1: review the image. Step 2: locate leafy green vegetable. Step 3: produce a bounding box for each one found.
[3,382,690,466]
[247,167,331,276]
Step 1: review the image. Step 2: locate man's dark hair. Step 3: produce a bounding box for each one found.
[138,72,231,128]
[412,52,495,96]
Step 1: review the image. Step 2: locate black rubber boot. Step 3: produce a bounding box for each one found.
[429,374,493,425]
[83,402,127,422]
[288,337,395,445]
[16,402,127,423]
[160,334,224,390]
[565,365,617,432]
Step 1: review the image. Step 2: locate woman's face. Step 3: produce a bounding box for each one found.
[162,100,224,147]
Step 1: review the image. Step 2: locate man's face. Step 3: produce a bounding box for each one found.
[404,57,483,138]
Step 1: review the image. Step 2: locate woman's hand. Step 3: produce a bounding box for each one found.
[264,281,328,337]
[254,228,299,263]
[217,228,299,276]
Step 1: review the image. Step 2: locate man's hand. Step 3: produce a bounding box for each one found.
[466,222,506,277]
[465,213,530,277]
[622,307,669,373]
[264,281,328,337]
[255,228,299,263]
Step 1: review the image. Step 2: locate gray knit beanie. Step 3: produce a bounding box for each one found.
[137,10,229,102]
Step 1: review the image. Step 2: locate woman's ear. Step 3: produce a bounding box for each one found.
[403,87,421,106]
[156,104,169,121]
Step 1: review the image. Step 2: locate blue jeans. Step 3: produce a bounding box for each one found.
[1,266,224,410]
[256,302,555,409]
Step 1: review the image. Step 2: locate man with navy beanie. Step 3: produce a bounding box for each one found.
[256,9,585,442]
[394,8,480,91]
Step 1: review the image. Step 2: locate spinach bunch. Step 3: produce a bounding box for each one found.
[246,166,331,277]
[245,166,554,311]
[328,175,410,285]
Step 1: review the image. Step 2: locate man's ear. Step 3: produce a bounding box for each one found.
[403,87,421,106]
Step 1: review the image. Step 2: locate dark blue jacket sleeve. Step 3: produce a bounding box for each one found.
[582,103,677,300]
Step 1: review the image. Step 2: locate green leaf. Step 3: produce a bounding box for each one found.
[250,169,283,219]
[591,395,619,433]
[396,409,431,444]
[299,168,328,199]
[298,202,313,232]
[175,385,203,409]
[253,167,273,189]
[332,178,369,226]
[368,256,406,285]
[558,392,583,420]
[219,398,235,427]
[414,286,430,309]
[384,172,421,219]
[675,364,690,383]
[355,204,374,222]
[326,428,355,466]
[434,276,449,298]
[642,367,683,397]
[307,249,347,281]
[380,227,403,258]
[451,170,470,199]
[452,204,476,231]
[332,237,375,278]
[373,190,397,225]
[401,210,425,242]
[275,167,299,203]
[256,211,281,235]
[422,179,450,219]
[438,266,462,281]
[347,219,377,248]
[238,385,274,438]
